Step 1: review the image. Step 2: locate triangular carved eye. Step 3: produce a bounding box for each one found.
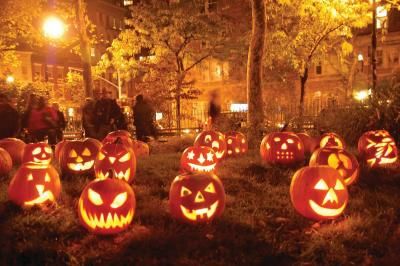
[204,182,216,193]
[180,186,192,197]
[88,189,103,205]
[119,153,131,162]
[111,192,127,208]
[314,179,329,190]
[45,173,51,182]
[69,149,78,158]
[27,174,34,181]
[32,148,41,155]
[334,179,345,190]
[274,137,281,142]
[44,147,52,154]
[82,148,91,156]
[98,152,106,160]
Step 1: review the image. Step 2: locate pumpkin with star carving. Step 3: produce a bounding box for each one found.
[180,146,217,173]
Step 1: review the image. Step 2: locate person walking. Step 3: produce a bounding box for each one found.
[133,94,156,141]
[52,103,66,143]
[0,93,20,139]
[207,90,221,129]
[82,98,97,139]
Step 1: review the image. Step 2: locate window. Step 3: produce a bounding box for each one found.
[91,47,96,57]
[57,67,64,80]
[46,65,54,81]
[113,18,117,30]
[316,64,322,75]
[123,0,133,6]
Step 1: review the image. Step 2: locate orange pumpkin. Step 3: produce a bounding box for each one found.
[290,166,348,220]
[169,173,225,223]
[22,142,53,165]
[8,162,61,207]
[0,138,26,165]
[297,133,318,156]
[260,132,305,165]
[103,130,134,150]
[194,130,227,160]
[319,133,345,149]
[54,139,68,163]
[78,177,135,235]
[132,140,150,157]
[0,148,12,176]
[358,130,398,167]
[180,146,217,173]
[309,148,359,186]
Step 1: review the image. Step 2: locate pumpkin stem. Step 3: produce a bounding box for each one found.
[114,137,123,145]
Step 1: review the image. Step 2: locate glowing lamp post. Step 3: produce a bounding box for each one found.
[43,16,66,39]
[6,75,15,84]
[354,90,370,103]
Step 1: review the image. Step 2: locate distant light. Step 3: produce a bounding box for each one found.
[6,75,15,84]
[68,108,74,117]
[183,129,191,134]
[357,53,364,62]
[230,103,248,112]
[156,112,163,121]
[43,16,65,39]
[354,90,370,102]
[276,123,285,128]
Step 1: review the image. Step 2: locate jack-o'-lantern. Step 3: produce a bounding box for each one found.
[8,162,61,207]
[319,133,345,149]
[297,133,318,156]
[0,148,12,176]
[290,166,348,220]
[194,130,227,160]
[59,138,102,174]
[132,140,150,157]
[169,173,225,223]
[0,138,26,165]
[22,142,53,165]
[103,130,134,150]
[54,139,67,163]
[309,148,359,185]
[225,132,248,156]
[181,146,217,173]
[94,138,136,183]
[78,177,135,234]
[358,130,398,167]
[260,132,305,165]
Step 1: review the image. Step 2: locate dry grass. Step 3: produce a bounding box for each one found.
[0,145,400,265]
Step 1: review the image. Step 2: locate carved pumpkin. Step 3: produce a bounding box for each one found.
[297,133,318,156]
[94,138,136,183]
[22,142,53,165]
[8,162,61,207]
[260,132,305,165]
[181,146,217,173]
[169,173,225,223]
[0,148,12,176]
[225,132,248,156]
[319,133,345,149]
[103,130,134,150]
[309,148,359,186]
[358,130,398,167]
[0,138,26,165]
[54,139,68,163]
[194,130,227,160]
[59,138,102,175]
[290,166,348,220]
[132,140,150,157]
[78,177,135,235]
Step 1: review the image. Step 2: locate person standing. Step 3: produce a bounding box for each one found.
[94,91,120,140]
[52,103,66,143]
[82,98,97,138]
[0,93,20,139]
[208,90,221,129]
[133,94,156,141]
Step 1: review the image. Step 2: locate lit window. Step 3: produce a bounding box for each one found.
[230,104,248,112]
[91,47,96,57]
[123,0,133,6]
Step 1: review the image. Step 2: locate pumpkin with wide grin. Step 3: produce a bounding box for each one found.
[194,130,227,160]
[181,146,217,173]
[22,142,53,165]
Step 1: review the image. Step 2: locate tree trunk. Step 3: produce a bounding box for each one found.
[175,73,184,136]
[371,0,377,94]
[76,0,93,98]
[247,0,266,147]
[299,67,308,119]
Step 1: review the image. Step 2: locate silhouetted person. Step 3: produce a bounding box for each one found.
[208,90,221,129]
[133,95,156,141]
[94,91,120,140]
[0,93,20,139]
[82,98,97,138]
[52,103,66,142]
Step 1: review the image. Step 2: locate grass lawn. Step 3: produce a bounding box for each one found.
[1,140,400,265]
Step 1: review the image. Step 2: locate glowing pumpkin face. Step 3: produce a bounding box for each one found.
[309,148,359,186]
[260,132,305,165]
[297,133,318,156]
[290,166,348,220]
[225,132,248,156]
[319,133,345,149]
[0,138,26,165]
[180,146,217,173]
[59,138,102,175]
[132,140,150,157]
[194,130,227,160]
[8,162,61,207]
[358,130,398,167]
[22,142,52,165]
[94,139,136,183]
[169,173,225,223]
[78,178,135,235]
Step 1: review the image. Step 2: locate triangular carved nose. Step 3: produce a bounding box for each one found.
[195,191,205,203]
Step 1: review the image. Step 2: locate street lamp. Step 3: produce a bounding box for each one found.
[43,16,65,39]
[354,89,371,103]
[6,75,15,84]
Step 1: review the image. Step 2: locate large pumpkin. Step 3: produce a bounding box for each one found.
[132,140,150,157]
[225,132,248,156]
[309,148,359,186]
[103,130,134,150]
[194,130,227,160]
[0,148,12,176]
[94,138,136,183]
[169,173,225,223]
[290,166,348,220]
[59,138,102,175]
[260,132,305,165]
[8,162,61,207]
[22,142,53,165]
[319,133,345,149]
[358,130,398,167]
[180,146,217,173]
[78,178,135,235]
[297,133,318,156]
[0,138,26,165]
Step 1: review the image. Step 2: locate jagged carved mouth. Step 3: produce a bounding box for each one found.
[180,200,219,221]
[309,200,347,217]
[97,169,131,182]
[187,163,216,172]
[79,199,133,230]
[276,151,294,160]
[33,158,51,164]
[68,160,94,171]
[24,185,54,206]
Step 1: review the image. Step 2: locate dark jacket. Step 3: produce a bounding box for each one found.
[0,103,20,139]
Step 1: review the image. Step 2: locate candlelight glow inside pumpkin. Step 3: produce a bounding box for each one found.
[319,133,345,149]
[22,143,53,164]
[78,178,135,234]
[260,132,304,165]
[181,146,216,173]
[194,130,227,160]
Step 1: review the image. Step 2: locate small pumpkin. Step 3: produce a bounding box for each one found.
[132,140,150,157]
[22,142,53,165]
[54,139,68,163]
[358,130,398,167]
[0,148,12,176]
[319,133,345,149]
[103,130,134,150]
[78,177,135,235]
[309,148,359,186]
[169,172,225,223]
[8,162,61,207]
[297,133,318,156]
[194,130,227,160]
[260,132,305,165]
[180,146,217,173]
[0,138,26,165]
[290,166,348,220]
[225,132,248,156]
